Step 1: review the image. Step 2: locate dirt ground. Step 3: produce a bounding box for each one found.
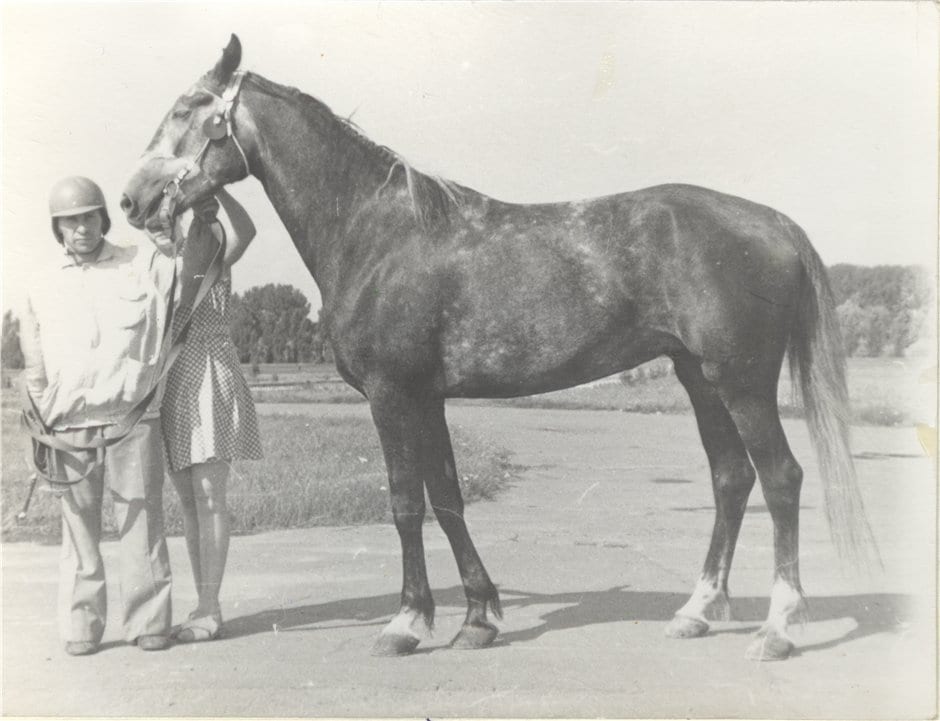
[2,404,936,718]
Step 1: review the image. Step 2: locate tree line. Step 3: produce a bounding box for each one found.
[828,264,932,357]
[0,284,332,371]
[1,264,933,370]
[228,284,329,364]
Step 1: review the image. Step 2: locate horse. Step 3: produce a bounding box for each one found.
[122,34,877,661]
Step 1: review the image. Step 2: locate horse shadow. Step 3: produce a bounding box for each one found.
[224,585,912,656]
[495,587,911,655]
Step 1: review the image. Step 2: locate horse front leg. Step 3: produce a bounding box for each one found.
[368,382,437,656]
[423,401,502,649]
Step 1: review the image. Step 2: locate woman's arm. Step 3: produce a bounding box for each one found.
[213,188,256,267]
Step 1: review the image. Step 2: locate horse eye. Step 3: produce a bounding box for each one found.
[172,108,192,120]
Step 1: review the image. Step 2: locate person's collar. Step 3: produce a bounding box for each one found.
[60,238,116,267]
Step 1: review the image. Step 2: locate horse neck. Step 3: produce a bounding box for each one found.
[243,79,393,306]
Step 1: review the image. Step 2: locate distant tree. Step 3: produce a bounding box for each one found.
[1,310,24,369]
[228,293,255,363]
[864,305,892,357]
[315,307,334,364]
[829,264,933,357]
[836,299,867,357]
[888,307,926,357]
[828,264,862,306]
[228,284,318,363]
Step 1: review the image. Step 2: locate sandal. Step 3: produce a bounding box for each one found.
[169,610,201,639]
[174,612,223,643]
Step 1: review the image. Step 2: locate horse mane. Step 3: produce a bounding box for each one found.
[243,72,470,231]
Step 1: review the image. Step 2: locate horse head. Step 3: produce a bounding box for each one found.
[121,34,253,231]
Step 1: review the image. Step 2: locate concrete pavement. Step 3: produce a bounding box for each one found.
[2,405,936,718]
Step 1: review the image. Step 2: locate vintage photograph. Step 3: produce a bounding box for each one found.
[1,1,937,718]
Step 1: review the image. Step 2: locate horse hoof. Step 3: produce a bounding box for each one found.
[665,614,709,639]
[745,630,794,661]
[371,633,420,657]
[450,621,499,650]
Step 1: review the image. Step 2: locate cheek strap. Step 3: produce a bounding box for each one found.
[158,70,250,221]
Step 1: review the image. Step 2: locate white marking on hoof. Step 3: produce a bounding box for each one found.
[372,609,431,656]
[676,576,729,623]
[766,578,805,634]
[744,577,804,661]
[379,609,430,642]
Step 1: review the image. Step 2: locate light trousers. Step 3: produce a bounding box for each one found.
[51,418,171,644]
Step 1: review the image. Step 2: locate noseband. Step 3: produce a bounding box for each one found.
[161,71,251,215]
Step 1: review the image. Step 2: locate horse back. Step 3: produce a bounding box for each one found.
[329,183,805,396]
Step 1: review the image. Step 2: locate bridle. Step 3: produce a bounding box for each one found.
[160,70,251,218]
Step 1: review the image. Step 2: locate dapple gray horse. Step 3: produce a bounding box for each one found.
[122,35,876,661]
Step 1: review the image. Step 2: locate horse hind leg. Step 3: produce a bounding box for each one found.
[424,403,501,650]
[719,386,807,661]
[666,353,757,639]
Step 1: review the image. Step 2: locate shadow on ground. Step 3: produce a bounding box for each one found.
[225,586,910,656]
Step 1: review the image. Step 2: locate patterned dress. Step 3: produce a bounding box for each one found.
[161,265,263,473]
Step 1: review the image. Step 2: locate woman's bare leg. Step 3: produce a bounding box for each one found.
[169,466,202,601]
[190,460,231,616]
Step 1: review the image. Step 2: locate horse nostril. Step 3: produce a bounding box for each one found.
[120,194,135,215]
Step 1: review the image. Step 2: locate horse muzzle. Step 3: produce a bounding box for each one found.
[121,155,193,229]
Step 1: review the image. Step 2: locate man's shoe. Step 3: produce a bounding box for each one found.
[65,641,98,656]
[135,634,171,651]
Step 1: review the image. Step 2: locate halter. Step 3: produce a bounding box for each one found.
[161,71,251,214]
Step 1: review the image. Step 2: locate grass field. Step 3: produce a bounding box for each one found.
[1,391,514,543]
[243,356,935,427]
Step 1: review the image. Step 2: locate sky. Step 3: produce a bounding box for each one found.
[2,1,937,318]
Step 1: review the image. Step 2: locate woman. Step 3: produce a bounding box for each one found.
[153,188,263,642]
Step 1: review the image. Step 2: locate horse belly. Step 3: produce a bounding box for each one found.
[442,335,676,397]
[438,291,676,397]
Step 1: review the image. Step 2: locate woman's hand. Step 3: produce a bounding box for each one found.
[144,220,177,256]
[193,196,221,222]
[214,189,256,267]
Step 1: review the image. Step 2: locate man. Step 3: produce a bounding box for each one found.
[20,176,177,655]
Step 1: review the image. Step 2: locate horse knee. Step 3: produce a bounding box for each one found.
[713,458,756,502]
[429,484,465,528]
[783,457,802,487]
[760,456,803,507]
[391,495,426,529]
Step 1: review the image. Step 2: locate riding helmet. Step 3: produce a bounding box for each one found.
[48,176,111,242]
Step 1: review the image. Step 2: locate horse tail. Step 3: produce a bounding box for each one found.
[785,221,881,570]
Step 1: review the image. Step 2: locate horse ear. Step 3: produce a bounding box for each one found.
[208,34,242,87]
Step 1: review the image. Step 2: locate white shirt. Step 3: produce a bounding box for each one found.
[20,239,176,430]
